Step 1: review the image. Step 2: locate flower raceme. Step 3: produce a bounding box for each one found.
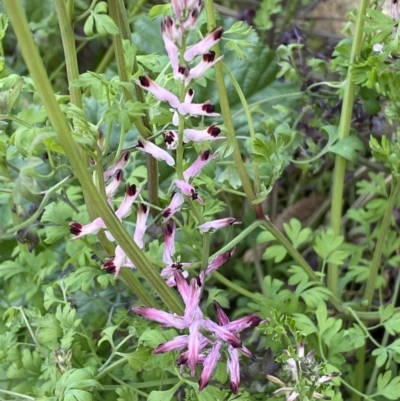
[132,270,262,393]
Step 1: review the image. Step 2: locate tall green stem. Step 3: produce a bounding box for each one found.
[203,0,263,219]
[4,0,183,314]
[363,177,400,310]
[328,0,369,295]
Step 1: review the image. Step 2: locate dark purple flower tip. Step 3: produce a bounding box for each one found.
[116,169,123,181]
[161,16,174,31]
[123,151,130,161]
[212,26,224,40]
[203,51,216,63]
[187,88,194,97]
[202,103,216,113]
[191,189,199,201]
[103,261,116,274]
[176,354,187,365]
[164,223,174,236]
[140,204,148,214]
[246,314,263,327]
[198,378,208,392]
[137,140,144,149]
[126,184,137,196]
[230,382,239,395]
[201,150,211,161]
[163,131,175,145]
[162,208,171,218]
[207,125,221,137]
[138,75,151,87]
[178,66,190,77]
[190,8,199,19]
[69,222,82,235]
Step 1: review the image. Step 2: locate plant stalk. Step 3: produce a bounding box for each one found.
[328,0,369,296]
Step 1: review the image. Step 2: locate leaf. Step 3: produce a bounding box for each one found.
[147,382,181,401]
[376,371,400,400]
[329,135,364,162]
[283,218,312,249]
[262,244,287,263]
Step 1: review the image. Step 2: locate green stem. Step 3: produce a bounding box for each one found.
[223,64,260,194]
[203,0,263,219]
[328,0,369,296]
[4,0,183,314]
[55,0,83,109]
[213,271,262,301]
[364,178,400,310]
[0,389,34,401]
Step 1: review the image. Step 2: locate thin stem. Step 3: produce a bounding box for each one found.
[55,0,83,109]
[0,389,34,401]
[203,0,263,219]
[328,0,369,296]
[4,0,183,314]
[364,178,400,310]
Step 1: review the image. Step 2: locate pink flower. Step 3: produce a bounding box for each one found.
[184,27,224,62]
[136,137,175,167]
[105,169,124,197]
[178,100,220,118]
[134,73,180,108]
[205,248,235,275]
[162,192,185,222]
[183,150,218,181]
[174,179,204,204]
[69,217,105,240]
[103,151,130,180]
[183,125,225,143]
[132,270,256,391]
[115,184,141,220]
[163,130,178,150]
[186,51,223,84]
[161,263,191,286]
[199,217,241,232]
[163,221,176,264]
[103,244,135,278]
[133,204,149,249]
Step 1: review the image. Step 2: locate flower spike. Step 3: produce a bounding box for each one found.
[137,137,175,166]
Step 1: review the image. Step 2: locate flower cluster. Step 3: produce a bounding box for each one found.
[133,269,262,393]
[267,343,339,401]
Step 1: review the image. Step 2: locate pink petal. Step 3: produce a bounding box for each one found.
[133,204,149,249]
[184,276,203,324]
[132,306,187,329]
[69,217,105,240]
[180,7,200,32]
[185,88,195,103]
[183,125,224,143]
[213,301,230,326]
[223,314,262,333]
[199,217,241,232]
[163,221,176,264]
[183,150,218,181]
[174,179,204,204]
[205,247,235,275]
[186,52,223,84]
[153,335,189,354]
[134,73,180,108]
[178,100,220,118]
[115,184,141,220]
[103,151,130,180]
[184,27,224,62]
[102,245,134,278]
[202,319,242,348]
[198,341,222,391]
[227,345,240,394]
[105,169,124,197]
[174,269,191,304]
[162,192,184,222]
[137,137,175,166]
[187,319,201,375]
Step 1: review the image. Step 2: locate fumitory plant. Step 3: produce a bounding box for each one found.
[1,0,400,400]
